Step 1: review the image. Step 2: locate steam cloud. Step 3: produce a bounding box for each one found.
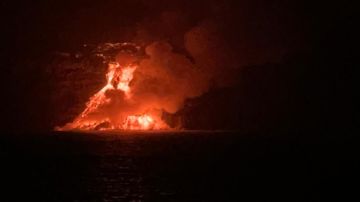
[106,23,237,125]
[58,19,240,130]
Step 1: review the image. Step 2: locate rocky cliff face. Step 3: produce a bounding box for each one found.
[48,53,107,127]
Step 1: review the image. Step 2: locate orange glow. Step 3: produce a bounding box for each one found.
[57,60,169,131]
[123,114,155,130]
[116,66,136,97]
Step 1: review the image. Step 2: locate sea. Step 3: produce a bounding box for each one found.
[0,131,355,201]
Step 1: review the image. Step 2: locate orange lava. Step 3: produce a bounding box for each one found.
[56,61,168,131]
[123,114,155,130]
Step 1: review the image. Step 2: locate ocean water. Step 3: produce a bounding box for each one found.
[0,131,354,201]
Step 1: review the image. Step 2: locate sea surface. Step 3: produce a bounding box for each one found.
[0,131,355,201]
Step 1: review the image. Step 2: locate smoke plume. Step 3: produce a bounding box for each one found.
[57,21,239,130]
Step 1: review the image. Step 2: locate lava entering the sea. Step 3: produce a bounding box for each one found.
[56,43,169,131]
[56,39,214,131]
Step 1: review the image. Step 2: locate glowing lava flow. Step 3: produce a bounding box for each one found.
[123,115,155,130]
[57,61,168,131]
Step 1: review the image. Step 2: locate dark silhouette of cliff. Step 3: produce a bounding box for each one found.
[178,49,354,134]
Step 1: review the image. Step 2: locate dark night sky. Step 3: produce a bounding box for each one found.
[1,0,355,133]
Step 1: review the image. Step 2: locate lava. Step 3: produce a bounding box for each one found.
[56,56,168,131]
[56,39,216,131]
[123,114,155,130]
